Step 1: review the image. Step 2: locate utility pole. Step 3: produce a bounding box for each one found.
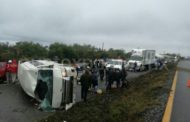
[102,42,104,51]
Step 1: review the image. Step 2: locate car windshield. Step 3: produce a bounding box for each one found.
[130,56,143,61]
[108,60,123,65]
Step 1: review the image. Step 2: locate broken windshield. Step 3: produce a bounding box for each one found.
[35,70,53,111]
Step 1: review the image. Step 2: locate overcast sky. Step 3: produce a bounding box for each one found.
[0,0,190,56]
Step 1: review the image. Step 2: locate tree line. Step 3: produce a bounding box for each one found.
[0,41,131,62]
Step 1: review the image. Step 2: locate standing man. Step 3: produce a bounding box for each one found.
[158,60,163,70]
[105,68,110,86]
[10,59,18,83]
[134,62,137,72]
[91,70,98,92]
[99,63,104,81]
[115,69,121,88]
[6,60,12,83]
[106,67,114,90]
[121,66,128,88]
[80,69,92,102]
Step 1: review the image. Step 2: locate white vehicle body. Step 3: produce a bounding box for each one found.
[127,49,156,71]
[18,60,77,110]
[155,53,164,60]
[106,59,126,70]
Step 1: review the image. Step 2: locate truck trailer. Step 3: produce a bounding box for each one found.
[127,49,156,71]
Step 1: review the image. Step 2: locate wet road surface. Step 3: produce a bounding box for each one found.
[0,84,49,122]
[171,60,190,122]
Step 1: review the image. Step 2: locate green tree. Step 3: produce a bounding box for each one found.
[15,41,47,59]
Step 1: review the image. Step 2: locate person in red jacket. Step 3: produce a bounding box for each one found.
[6,59,18,83]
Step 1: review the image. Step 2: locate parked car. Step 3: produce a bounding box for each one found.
[106,59,126,70]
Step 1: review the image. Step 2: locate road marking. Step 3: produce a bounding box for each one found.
[162,71,178,122]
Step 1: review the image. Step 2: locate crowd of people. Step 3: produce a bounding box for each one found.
[79,60,128,102]
[79,59,170,102]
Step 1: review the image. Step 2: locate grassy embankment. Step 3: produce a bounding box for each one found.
[38,63,177,122]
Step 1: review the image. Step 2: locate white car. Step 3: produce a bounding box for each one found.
[106,59,126,70]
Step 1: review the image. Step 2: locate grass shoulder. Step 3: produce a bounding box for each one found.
[37,63,177,122]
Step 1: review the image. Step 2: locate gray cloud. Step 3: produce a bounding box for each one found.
[0,0,190,56]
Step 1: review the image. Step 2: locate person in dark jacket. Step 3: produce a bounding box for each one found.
[91,64,97,73]
[99,63,104,81]
[121,66,128,88]
[134,62,137,72]
[115,69,122,88]
[95,60,99,68]
[105,68,110,86]
[80,69,92,102]
[91,71,98,92]
[106,68,114,90]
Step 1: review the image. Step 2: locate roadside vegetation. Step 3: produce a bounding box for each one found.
[0,41,179,62]
[38,63,176,122]
[0,41,131,61]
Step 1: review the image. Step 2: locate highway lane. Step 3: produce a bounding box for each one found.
[171,60,190,122]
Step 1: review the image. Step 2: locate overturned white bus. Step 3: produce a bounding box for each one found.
[18,60,77,111]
